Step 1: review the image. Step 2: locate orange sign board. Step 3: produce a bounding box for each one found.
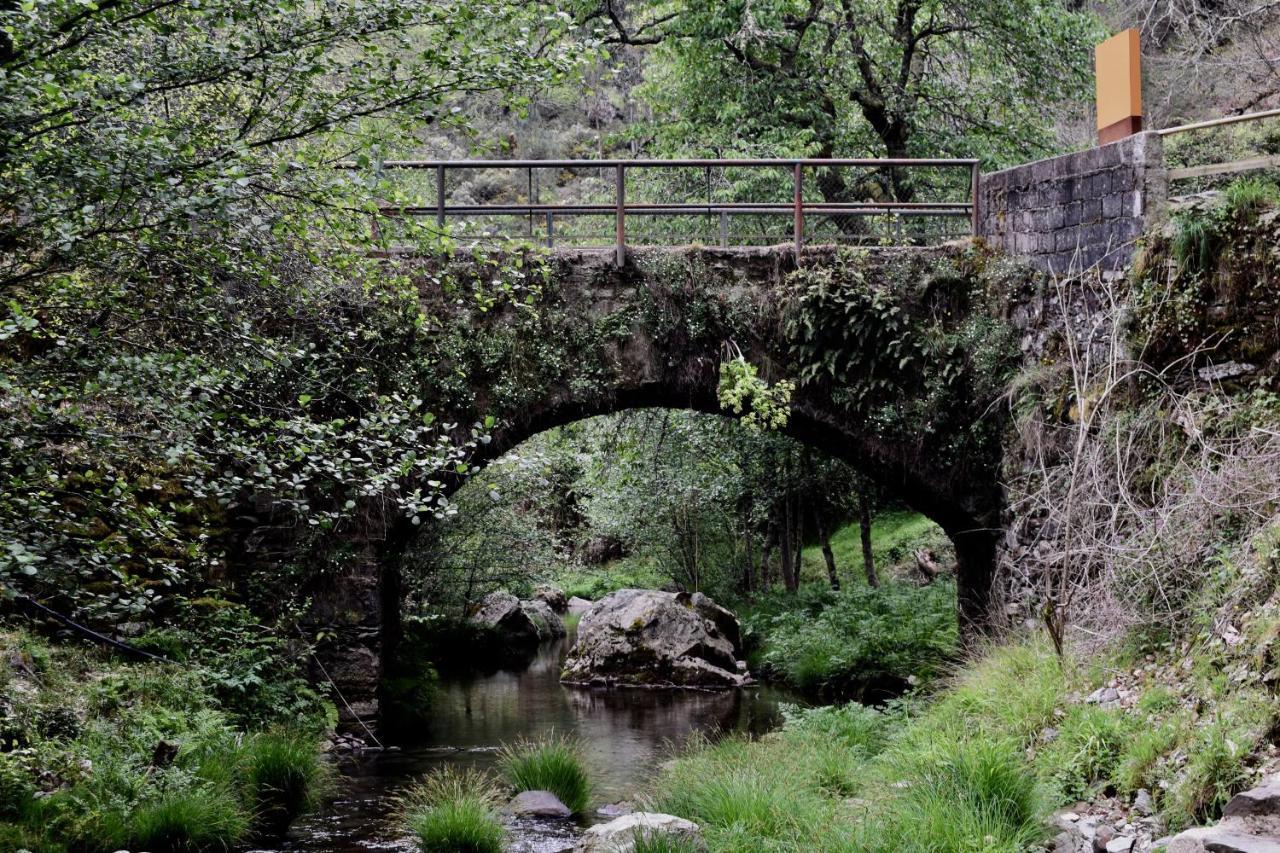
[1095,29,1143,143]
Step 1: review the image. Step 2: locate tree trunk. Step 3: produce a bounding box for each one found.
[742,511,755,594]
[815,510,839,591]
[859,485,879,588]
[761,528,775,591]
[792,497,804,586]
[779,504,797,593]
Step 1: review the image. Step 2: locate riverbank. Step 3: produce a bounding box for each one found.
[642,610,1280,851]
[0,623,331,852]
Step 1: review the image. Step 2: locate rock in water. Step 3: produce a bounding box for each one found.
[574,812,702,852]
[470,591,566,647]
[523,598,567,641]
[470,591,541,646]
[561,589,748,688]
[533,584,569,614]
[507,790,573,818]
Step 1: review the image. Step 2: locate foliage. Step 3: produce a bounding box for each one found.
[862,739,1046,853]
[498,736,591,815]
[1036,705,1135,804]
[0,629,328,850]
[399,767,506,853]
[744,581,958,698]
[717,357,794,431]
[0,0,593,624]
[783,248,1018,469]
[626,0,1101,171]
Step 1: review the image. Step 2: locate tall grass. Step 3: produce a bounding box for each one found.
[244,731,329,834]
[861,739,1046,853]
[399,767,505,853]
[498,736,590,814]
[127,786,253,852]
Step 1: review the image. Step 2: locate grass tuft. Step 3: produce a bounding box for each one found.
[244,730,328,834]
[498,735,590,814]
[128,785,252,852]
[400,766,505,853]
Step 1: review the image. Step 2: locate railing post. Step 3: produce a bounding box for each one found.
[719,211,728,248]
[793,162,804,259]
[435,165,445,231]
[970,161,981,237]
[615,163,626,267]
[546,211,554,249]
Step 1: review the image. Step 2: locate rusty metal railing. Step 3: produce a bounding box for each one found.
[347,157,981,264]
[1159,107,1280,183]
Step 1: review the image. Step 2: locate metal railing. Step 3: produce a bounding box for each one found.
[1159,107,1280,183]
[349,158,981,264]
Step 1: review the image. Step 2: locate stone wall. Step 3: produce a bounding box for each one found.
[978,132,1167,275]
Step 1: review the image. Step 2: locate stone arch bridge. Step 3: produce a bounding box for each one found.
[303,133,1170,719]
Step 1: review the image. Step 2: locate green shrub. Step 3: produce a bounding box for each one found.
[244,731,327,834]
[1221,177,1279,220]
[746,581,957,698]
[1037,705,1134,804]
[0,753,34,820]
[400,767,505,853]
[498,736,590,814]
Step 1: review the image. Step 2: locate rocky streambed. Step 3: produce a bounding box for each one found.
[257,591,796,852]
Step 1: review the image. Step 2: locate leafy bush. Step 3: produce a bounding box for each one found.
[0,630,328,850]
[498,736,590,814]
[0,753,34,820]
[400,767,505,853]
[746,581,958,698]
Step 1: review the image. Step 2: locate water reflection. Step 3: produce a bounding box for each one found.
[254,633,799,852]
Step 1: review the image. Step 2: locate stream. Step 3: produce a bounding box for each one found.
[252,630,801,852]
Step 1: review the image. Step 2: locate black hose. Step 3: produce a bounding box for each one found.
[12,595,176,665]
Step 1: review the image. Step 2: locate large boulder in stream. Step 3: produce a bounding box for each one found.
[561,589,748,688]
[469,592,565,647]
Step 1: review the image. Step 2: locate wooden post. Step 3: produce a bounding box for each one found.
[719,211,729,247]
[615,164,626,267]
[793,162,803,260]
[545,211,554,249]
[435,165,445,230]
[1096,29,1143,145]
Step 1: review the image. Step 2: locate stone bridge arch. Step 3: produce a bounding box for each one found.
[318,243,1029,719]
[390,244,1020,616]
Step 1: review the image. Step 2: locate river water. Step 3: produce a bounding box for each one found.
[254,632,800,852]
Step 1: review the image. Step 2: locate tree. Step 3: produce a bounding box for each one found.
[607,0,1102,200]
[0,0,594,620]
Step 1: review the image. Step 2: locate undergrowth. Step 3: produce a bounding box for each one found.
[0,627,331,851]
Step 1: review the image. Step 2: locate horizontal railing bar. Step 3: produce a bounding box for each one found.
[1159,107,1280,137]
[379,203,971,217]
[339,157,980,170]
[1167,152,1280,181]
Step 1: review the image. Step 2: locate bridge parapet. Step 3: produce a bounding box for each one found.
[978,131,1167,275]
